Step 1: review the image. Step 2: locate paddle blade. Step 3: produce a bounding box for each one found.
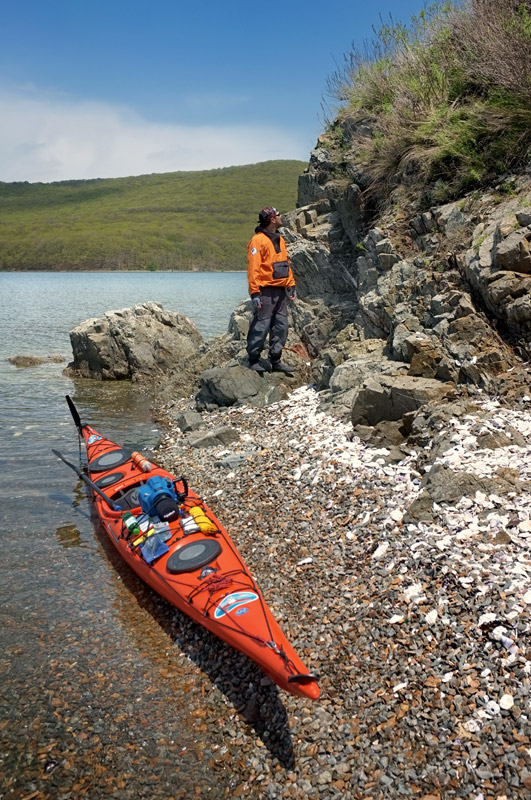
[65,395,83,430]
[52,447,81,475]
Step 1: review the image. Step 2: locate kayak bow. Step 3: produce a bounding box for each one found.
[58,396,319,701]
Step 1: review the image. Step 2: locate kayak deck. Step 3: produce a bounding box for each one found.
[78,422,319,700]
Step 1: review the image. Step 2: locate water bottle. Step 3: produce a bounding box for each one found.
[131,451,152,472]
[122,511,141,539]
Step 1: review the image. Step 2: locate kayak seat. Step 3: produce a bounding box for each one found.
[166,540,222,574]
[110,484,145,510]
[288,673,320,684]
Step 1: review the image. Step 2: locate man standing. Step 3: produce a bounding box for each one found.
[246,206,296,374]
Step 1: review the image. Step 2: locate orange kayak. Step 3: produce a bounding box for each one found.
[60,397,319,701]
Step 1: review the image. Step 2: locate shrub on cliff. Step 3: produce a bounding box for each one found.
[327,0,531,207]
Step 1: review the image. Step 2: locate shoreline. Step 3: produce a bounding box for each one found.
[0,268,247,274]
[148,384,531,798]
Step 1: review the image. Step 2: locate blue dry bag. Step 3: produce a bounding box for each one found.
[138,476,180,522]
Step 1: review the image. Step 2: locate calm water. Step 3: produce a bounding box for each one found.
[0,271,251,799]
[0,270,247,512]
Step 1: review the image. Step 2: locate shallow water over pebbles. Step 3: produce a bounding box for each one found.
[0,272,247,799]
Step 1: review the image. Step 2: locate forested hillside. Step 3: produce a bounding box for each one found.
[0,160,305,271]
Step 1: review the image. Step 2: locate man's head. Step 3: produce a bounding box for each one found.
[258,206,283,230]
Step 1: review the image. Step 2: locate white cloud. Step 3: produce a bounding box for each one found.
[181,91,251,110]
[0,87,308,182]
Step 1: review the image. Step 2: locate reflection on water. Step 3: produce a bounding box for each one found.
[55,522,89,549]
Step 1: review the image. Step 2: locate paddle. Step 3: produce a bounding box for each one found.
[65,394,83,430]
[52,449,123,511]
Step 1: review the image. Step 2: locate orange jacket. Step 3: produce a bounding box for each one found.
[247,231,295,296]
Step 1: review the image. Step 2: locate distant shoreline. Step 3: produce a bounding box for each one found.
[0,160,303,273]
[0,268,247,274]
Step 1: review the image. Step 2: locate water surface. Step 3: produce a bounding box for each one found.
[0,271,249,799]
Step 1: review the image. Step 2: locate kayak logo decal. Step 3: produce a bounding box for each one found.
[87,434,102,444]
[214,591,258,619]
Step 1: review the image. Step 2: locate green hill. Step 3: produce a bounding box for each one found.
[0,160,306,271]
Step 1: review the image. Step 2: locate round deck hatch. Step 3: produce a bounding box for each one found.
[94,472,125,488]
[89,449,132,473]
[167,540,221,574]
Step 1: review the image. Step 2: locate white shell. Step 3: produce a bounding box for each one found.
[499,694,514,710]
[393,682,408,693]
[372,542,389,560]
[424,609,438,625]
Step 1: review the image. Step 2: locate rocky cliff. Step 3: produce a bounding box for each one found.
[148,145,531,800]
[148,147,531,427]
[280,142,531,426]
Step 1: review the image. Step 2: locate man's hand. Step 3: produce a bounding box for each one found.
[288,287,297,301]
[251,294,262,311]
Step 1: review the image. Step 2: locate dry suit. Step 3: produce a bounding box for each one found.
[246,227,295,365]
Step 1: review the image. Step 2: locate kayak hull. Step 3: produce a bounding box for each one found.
[76,423,319,701]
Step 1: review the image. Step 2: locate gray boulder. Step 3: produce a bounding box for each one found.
[187,426,239,448]
[198,365,263,407]
[67,302,203,380]
[405,464,530,524]
[288,237,356,300]
[196,364,290,410]
[214,453,250,469]
[175,410,204,433]
[433,201,471,235]
[228,301,252,340]
[494,228,531,273]
[351,374,455,427]
[464,213,531,336]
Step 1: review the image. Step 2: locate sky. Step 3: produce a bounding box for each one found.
[0,0,428,183]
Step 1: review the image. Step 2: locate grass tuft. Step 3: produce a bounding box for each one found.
[325,0,531,208]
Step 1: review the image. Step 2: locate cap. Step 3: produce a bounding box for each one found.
[258,206,281,225]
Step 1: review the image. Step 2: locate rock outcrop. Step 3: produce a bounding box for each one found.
[9,354,65,367]
[152,153,531,421]
[464,206,531,336]
[275,144,531,424]
[66,301,203,380]
[350,373,456,427]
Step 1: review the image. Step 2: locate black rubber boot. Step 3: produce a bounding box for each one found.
[248,361,266,373]
[271,360,295,374]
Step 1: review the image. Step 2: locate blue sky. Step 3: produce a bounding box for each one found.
[1,0,428,182]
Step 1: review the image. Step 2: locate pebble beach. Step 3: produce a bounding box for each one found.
[152,384,531,800]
